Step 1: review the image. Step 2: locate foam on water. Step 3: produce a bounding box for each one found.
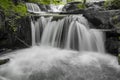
[0,46,120,80]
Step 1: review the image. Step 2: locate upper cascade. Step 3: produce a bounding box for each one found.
[26,3,43,13]
[26,3,64,13]
[31,15,105,53]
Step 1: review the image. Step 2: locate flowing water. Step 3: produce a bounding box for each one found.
[49,5,64,12]
[26,3,45,14]
[26,3,63,13]
[0,15,120,80]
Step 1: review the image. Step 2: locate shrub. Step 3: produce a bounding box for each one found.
[0,0,27,32]
[77,3,86,9]
[0,0,27,16]
[104,0,120,9]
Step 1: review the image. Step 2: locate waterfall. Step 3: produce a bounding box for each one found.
[26,3,42,13]
[0,15,120,80]
[49,5,64,12]
[31,20,36,46]
[32,15,105,52]
[26,3,63,13]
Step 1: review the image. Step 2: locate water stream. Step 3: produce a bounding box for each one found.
[0,15,120,80]
[26,3,42,13]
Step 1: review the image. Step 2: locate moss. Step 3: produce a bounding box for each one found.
[115,23,120,27]
[113,16,118,20]
[104,0,111,9]
[111,15,120,28]
[0,0,28,32]
[0,0,27,17]
[77,3,86,9]
[104,0,120,9]
[28,0,63,5]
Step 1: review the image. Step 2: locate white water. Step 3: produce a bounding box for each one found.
[0,47,120,80]
[49,5,64,12]
[31,20,36,46]
[26,3,63,13]
[26,3,45,13]
[33,15,105,52]
[0,15,120,80]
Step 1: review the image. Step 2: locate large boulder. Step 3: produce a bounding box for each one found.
[110,15,120,33]
[86,1,105,11]
[62,1,83,12]
[62,1,105,13]
[0,58,10,65]
[83,10,120,29]
[37,4,48,12]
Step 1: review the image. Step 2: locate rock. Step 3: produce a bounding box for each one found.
[83,11,109,29]
[83,10,120,29]
[0,58,10,65]
[0,48,6,53]
[105,37,119,56]
[62,1,83,12]
[86,1,105,12]
[14,16,31,48]
[118,54,120,65]
[37,4,48,12]
[0,9,5,28]
[60,9,85,14]
[86,1,104,11]
[110,15,120,33]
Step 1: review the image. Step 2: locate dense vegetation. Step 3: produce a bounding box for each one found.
[0,0,27,17]
[104,0,120,9]
[27,0,64,4]
[0,0,27,32]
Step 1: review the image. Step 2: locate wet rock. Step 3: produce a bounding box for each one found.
[0,48,6,53]
[62,1,105,13]
[85,3,105,12]
[37,4,48,12]
[105,37,120,56]
[60,9,85,14]
[14,16,31,48]
[105,29,120,55]
[110,15,120,33]
[118,54,120,65]
[85,2,105,12]
[62,1,83,12]
[83,10,120,29]
[0,58,10,65]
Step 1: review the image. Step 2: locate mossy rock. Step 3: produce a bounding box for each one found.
[0,58,10,65]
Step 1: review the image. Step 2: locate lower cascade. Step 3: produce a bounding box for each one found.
[0,15,120,80]
[32,15,105,52]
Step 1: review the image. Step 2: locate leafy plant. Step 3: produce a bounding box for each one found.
[104,0,120,9]
[77,3,86,9]
[0,0,27,32]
